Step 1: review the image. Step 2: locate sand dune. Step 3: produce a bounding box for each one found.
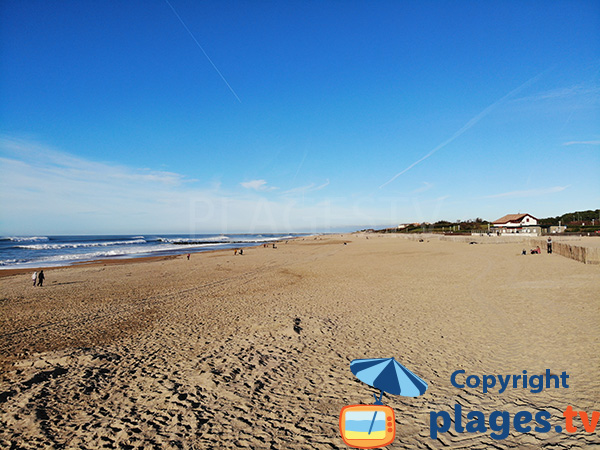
[1,234,598,448]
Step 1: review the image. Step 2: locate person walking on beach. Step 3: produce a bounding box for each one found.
[37,270,45,287]
[32,271,37,286]
[547,237,553,254]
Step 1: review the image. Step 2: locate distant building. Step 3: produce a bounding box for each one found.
[567,221,588,227]
[549,225,567,234]
[492,213,540,235]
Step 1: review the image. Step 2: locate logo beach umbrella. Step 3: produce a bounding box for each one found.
[350,357,428,399]
[350,357,428,435]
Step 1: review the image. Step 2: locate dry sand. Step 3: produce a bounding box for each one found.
[0,234,598,449]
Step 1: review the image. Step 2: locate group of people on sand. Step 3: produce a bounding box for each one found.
[525,246,542,255]
[522,237,553,256]
[31,270,45,287]
[236,243,279,254]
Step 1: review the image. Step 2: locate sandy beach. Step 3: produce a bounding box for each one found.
[1,234,598,449]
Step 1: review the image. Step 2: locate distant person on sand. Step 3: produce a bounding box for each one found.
[239,249,243,255]
[187,253,190,260]
[547,237,552,254]
[37,270,45,287]
[32,271,37,286]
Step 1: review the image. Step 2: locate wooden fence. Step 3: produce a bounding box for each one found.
[529,239,600,265]
[389,233,600,264]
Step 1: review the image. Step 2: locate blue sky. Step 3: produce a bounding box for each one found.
[1,0,598,234]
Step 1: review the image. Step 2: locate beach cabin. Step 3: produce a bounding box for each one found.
[492,213,541,235]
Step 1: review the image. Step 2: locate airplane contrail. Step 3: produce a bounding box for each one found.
[164,0,242,103]
[379,69,550,189]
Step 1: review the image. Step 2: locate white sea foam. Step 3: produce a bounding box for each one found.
[0,233,301,270]
[236,235,294,243]
[2,236,49,242]
[158,235,230,244]
[1,247,150,267]
[0,259,18,265]
[17,239,147,250]
[0,242,227,269]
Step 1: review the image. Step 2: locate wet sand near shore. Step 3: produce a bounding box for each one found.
[0,234,598,449]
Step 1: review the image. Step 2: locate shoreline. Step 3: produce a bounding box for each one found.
[0,253,185,278]
[0,237,304,278]
[3,232,599,278]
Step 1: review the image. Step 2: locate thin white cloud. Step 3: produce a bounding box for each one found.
[484,186,569,199]
[513,84,600,103]
[0,136,187,186]
[379,68,550,189]
[0,137,201,233]
[164,0,241,103]
[12,136,569,234]
[314,179,330,191]
[3,138,370,233]
[283,184,314,195]
[240,179,277,191]
[411,181,433,194]
[563,140,600,146]
[283,179,330,195]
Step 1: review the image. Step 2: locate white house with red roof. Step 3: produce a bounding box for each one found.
[492,213,541,235]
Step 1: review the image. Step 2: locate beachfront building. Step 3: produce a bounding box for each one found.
[491,213,541,235]
[549,225,567,234]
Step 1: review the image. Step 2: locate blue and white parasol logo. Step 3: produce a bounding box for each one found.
[340,357,428,449]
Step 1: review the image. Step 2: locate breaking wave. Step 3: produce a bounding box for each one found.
[1,236,49,242]
[17,239,147,250]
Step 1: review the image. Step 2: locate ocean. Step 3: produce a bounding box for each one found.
[0,234,304,270]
